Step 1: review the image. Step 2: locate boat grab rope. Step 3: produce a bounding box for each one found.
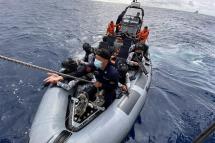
[193,122,215,143]
[0,54,93,83]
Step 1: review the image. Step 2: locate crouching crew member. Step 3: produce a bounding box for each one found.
[44,42,119,108]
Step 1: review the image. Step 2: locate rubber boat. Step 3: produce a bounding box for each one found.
[29,1,152,143]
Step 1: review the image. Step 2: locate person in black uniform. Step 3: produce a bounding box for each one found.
[44,42,119,108]
[116,10,126,33]
[82,42,95,64]
[134,12,142,24]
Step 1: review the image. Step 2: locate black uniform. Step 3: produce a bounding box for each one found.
[73,63,119,108]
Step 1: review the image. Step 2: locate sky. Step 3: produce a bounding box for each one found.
[92,0,215,16]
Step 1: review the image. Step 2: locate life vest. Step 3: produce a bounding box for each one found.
[107,23,115,35]
[138,29,149,43]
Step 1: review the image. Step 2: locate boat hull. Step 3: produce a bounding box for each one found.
[29,62,152,143]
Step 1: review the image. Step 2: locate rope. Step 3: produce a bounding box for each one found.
[0,55,93,83]
[193,122,215,143]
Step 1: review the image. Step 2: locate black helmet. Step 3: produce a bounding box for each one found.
[116,59,128,75]
[82,43,92,53]
[61,58,78,72]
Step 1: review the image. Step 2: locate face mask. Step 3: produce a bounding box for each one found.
[94,59,102,69]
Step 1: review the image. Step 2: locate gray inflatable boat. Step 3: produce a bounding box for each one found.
[29,1,152,143]
[29,62,152,143]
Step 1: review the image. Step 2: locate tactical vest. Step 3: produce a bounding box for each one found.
[131,52,143,63]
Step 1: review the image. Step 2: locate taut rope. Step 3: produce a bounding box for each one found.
[0,55,93,83]
[193,122,215,143]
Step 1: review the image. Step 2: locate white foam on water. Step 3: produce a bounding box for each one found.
[72,51,84,60]
[192,59,205,66]
[166,110,184,132]
[19,80,23,84]
[65,38,80,46]
[80,36,88,42]
[194,95,215,113]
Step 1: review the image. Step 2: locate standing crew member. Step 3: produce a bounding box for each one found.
[106,21,117,36]
[116,22,122,33]
[116,10,126,33]
[137,26,149,44]
[134,12,142,24]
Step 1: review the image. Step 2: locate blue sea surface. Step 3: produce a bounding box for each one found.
[0,0,215,143]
